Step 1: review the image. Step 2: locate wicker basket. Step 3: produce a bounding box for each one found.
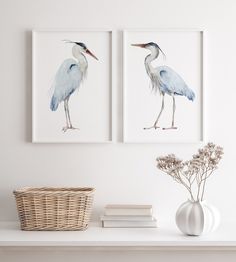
[13,187,95,231]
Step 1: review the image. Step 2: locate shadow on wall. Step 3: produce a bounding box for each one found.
[24,30,32,143]
[0,189,18,221]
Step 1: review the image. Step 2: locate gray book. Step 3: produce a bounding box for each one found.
[101,215,154,221]
[102,218,157,228]
[104,205,153,216]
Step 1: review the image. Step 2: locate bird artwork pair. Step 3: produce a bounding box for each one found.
[50,40,195,132]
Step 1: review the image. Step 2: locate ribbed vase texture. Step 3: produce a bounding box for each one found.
[175,200,220,236]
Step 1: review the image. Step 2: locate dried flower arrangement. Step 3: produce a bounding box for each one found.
[156,143,224,202]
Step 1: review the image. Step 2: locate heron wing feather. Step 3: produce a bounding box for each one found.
[157,66,195,101]
[51,59,82,109]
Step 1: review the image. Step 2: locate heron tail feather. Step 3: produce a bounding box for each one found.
[185,88,195,101]
[50,96,59,111]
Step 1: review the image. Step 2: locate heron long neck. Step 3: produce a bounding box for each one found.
[76,53,87,69]
[144,48,159,77]
[72,46,88,77]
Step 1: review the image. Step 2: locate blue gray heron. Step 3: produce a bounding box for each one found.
[50,41,98,132]
[132,42,195,130]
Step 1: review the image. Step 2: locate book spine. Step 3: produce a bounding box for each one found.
[102,220,157,228]
[104,209,152,216]
[101,215,154,221]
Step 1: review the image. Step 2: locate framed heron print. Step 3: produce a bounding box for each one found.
[32,30,113,143]
[123,29,204,143]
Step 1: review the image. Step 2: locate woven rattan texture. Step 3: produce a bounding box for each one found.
[14,187,95,231]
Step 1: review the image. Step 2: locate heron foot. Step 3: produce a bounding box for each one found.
[62,126,80,132]
[144,125,160,130]
[162,126,178,130]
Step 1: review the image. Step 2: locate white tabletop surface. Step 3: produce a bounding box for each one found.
[0,220,236,248]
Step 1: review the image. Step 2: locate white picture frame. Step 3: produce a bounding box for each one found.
[32,29,114,143]
[123,29,205,143]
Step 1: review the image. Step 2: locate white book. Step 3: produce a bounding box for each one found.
[102,218,157,228]
[101,215,154,221]
[104,205,152,216]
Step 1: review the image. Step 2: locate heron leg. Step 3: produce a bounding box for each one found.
[154,95,165,127]
[144,95,165,130]
[172,95,176,127]
[62,98,79,132]
[65,98,72,128]
[62,100,69,132]
[163,95,177,130]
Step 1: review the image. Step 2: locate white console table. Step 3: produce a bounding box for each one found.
[1,221,236,262]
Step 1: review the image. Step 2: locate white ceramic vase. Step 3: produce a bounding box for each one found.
[175,200,220,236]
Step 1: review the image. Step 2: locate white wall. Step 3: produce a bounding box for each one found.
[0,0,235,228]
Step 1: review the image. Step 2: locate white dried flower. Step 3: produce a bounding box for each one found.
[156,142,224,201]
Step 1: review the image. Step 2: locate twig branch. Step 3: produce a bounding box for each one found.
[156,143,223,202]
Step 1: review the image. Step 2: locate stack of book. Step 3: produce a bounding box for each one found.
[101,204,157,228]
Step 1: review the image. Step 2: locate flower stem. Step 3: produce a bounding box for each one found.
[201,170,213,201]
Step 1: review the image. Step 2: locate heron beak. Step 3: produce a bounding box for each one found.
[86,49,98,60]
[62,39,75,44]
[131,44,146,48]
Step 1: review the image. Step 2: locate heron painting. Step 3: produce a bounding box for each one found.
[50,40,98,132]
[33,30,112,143]
[132,42,195,130]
